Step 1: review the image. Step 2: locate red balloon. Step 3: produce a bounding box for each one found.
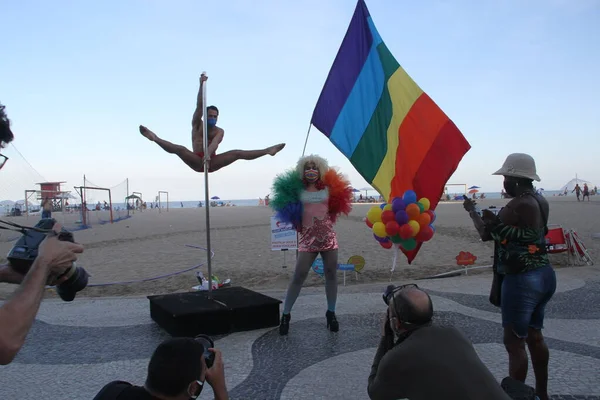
[365,218,373,228]
[380,240,393,249]
[418,213,431,228]
[399,224,413,240]
[385,221,400,236]
[426,210,436,223]
[381,210,396,224]
[405,204,420,220]
[416,225,434,242]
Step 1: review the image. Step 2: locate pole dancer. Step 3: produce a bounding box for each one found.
[270,155,353,335]
[139,73,286,172]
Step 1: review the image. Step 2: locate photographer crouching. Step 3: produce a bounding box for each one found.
[0,102,85,365]
[367,283,511,400]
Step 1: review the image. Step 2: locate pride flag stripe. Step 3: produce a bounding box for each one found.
[329,18,384,157]
[311,2,374,136]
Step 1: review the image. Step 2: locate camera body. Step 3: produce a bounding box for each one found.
[194,334,215,368]
[6,218,89,301]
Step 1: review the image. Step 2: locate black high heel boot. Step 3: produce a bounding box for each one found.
[279,313,291,335]
[326,310,339,332]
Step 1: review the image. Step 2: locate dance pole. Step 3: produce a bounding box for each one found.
[202,71,214,298]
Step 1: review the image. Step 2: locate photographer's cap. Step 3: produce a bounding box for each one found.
[492,153,540,182]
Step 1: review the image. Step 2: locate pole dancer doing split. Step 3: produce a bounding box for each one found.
[270,155,353,335]
[139,73,286,172]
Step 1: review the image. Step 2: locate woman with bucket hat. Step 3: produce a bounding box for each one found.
[464,153,556,400]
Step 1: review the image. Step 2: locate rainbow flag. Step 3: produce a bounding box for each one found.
[311,0,471,223]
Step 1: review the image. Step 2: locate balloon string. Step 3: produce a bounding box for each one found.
[391,245,399,272]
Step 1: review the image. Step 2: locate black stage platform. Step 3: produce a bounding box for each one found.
[148,286,282,336]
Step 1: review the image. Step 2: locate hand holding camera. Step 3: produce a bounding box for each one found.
[38,224,84,280]
[6,218,89,301]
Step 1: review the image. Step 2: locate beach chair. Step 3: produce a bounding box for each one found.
[545,225,594,266]
[545,225,573,265]
[566,229,594,266]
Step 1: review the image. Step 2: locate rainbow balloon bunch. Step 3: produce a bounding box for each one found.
[364,190,436,251]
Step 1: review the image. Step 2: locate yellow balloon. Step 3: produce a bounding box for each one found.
[372,222,387,238]
[367,206,383,224]
[383,203,393,212]
[418,198,431,211]
[408,220,421,237]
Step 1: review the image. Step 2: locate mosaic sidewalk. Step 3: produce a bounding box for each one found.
[1,266,599,399]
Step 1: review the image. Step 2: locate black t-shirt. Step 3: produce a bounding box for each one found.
[93,381,155,400]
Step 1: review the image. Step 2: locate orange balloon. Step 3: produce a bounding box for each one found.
[418,213,431,227]
[405,203,420,220]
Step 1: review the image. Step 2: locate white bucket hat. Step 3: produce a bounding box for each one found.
[492,153,540,182]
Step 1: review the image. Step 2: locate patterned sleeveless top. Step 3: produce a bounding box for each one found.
[490,200,549,274]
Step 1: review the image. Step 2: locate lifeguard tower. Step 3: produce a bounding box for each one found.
[24,181,71,215]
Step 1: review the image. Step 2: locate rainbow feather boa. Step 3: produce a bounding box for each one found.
[270,168,353,230]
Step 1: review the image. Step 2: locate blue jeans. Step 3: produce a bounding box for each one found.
[501,264,557,338]
[41,210,52,219]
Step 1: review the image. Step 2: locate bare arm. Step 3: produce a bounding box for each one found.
[0,256,51,364]
[0,264,25,284]
[205,129,224,156]
[468,210,493,241]
[192,75,207,129]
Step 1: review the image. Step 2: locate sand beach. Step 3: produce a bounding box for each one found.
[0,196,598,300]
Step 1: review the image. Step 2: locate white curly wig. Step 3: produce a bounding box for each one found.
[296,154,329,179]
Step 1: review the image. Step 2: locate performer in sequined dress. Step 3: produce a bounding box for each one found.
[270,155,353,335]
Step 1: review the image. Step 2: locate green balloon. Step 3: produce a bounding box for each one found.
[401,237,417,251]
[417,202,425,213]
[390,235,403,244]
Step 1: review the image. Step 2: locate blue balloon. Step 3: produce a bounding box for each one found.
[402,190,417,204]
[429,224,436,233]
[379,203,386,210]
[391,197,406,213]
[373,233,388,243]
[395,210,409,225]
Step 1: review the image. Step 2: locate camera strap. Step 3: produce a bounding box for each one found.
[0,219,52,234]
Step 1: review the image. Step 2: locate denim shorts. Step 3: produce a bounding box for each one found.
[501,264,557,338]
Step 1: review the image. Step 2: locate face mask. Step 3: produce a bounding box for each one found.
[207,118,217,127]
[503,179,518,198]
[188,380,204,399]
[304,169,319,182]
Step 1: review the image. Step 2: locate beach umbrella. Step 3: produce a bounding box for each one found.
[211,196,220,200]
[468,185,480,189]
[468,189,479,194]
[351,188,360,193]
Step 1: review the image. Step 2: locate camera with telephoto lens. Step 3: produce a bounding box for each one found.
[6,218,89,302]
[194,334,215,369]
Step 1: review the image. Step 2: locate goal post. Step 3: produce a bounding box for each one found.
[158,191,169,212]
[442,184,467,201]
[75,186,114,227]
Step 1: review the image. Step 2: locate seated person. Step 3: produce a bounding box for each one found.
[367,284,511,400]
[93,337,228,400]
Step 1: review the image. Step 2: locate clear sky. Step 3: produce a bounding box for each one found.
[1,0,598,202]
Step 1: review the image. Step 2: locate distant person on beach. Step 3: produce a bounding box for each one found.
[41,197,52,219]
[572,184,581,201]
[139,73,285,173]
[582,184,590,201]
[463,153,555,400]
[270,155,353,335]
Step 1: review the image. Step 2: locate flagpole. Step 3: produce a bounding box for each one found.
[202,71,213,299]
[301,122,312,157]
